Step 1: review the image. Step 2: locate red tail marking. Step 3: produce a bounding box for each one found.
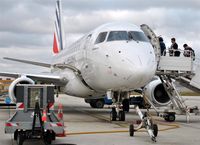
[53,32,59,54]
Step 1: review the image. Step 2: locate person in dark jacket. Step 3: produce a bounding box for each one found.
[183,44,195,60]
[159,37,166,56]
[169,38,179,56]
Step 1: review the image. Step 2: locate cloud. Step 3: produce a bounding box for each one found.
[0,45,52,73]
[0,32,53,47]
[62,8,200,47]
[54,0,200,11]
[0,2,53,34]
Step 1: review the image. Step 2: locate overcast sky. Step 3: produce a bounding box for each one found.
[0,0,200,73]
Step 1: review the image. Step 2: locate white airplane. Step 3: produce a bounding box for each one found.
[0,0,170,121]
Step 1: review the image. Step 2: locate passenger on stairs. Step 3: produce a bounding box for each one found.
[183,44,195,60]
[159,37,166,56]
[169,38,180,57]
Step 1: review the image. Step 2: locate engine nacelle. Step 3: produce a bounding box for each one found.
[9,76,35,102]
[144,79,171,107]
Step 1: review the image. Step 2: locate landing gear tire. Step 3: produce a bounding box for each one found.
[129,124,134,137]
[152,124,158,137]
[164,113,176,122]
[110,108,117,121]
[119,110,125,121]
[122,99,130,112]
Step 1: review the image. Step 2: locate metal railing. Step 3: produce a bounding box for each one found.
[162,49,195,59]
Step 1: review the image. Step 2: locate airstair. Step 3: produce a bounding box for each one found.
[156,51,200,121]
[128,24,200,142]
[141,24,200,122]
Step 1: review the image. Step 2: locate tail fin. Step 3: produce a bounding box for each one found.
[53,0,65,54]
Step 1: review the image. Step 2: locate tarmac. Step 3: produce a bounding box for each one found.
[0,95,200,145]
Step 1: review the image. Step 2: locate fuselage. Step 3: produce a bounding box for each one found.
[52,22,157,98]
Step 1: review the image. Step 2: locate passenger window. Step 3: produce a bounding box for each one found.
[95,32,107,44]
[107,31,129,41]
[128,31,149,42]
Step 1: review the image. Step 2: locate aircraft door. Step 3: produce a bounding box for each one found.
[140,24,161,63]
[83,34,93,59]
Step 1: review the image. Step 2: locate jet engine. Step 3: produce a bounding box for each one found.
[9,76,35,102]
[144,79,171,107]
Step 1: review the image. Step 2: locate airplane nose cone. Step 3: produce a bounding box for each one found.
[120,45,156,87]
[84,42,157,91]
[122,60,149,85]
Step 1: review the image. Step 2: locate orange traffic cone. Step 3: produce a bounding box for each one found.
[58,103,63,120]
[42,109,47,122]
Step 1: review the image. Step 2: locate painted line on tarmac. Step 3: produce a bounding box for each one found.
[71,108,180,129]
[65,130,128,135]
[65,120,180,136]
[73,108,128,128]
[153,117,180,131]
[67,108,180,133]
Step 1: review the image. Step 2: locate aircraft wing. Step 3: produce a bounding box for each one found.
[3,57,51,68]
[1,57,81,86]
[0,72,67,86]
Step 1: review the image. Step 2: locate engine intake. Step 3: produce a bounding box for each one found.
[144,79,171,107]
[9,76,35,102]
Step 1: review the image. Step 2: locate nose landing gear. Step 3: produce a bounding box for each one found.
[110,106,125,121]
[109,91,129,121]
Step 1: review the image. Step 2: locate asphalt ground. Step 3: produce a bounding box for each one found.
[0,95,200,145]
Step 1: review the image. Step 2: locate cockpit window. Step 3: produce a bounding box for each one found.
[107,31,129,41]
[95,32,107,44]
[128,31,149,42]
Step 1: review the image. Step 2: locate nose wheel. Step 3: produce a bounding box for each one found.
[129,124,135,137]
[110,107,117,121]
[110,107,126,121]
[110,91,128,121]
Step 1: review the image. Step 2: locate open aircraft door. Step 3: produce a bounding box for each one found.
[141,24,161,63]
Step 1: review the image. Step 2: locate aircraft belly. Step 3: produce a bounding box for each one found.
[82,60,151,91]
[59,69,94,97]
